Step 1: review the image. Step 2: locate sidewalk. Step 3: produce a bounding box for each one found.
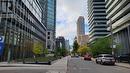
[91,58,130,69]
[0,57,69,67]
[116,63,130,69]
[52,57,68,66]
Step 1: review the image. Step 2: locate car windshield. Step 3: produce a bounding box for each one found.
[104,55,113,57]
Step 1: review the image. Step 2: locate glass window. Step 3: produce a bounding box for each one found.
[2,2,7,12]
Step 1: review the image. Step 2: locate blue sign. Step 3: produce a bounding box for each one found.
[0,43,4,56]
[0,36,5,56]
[0,37,3,41]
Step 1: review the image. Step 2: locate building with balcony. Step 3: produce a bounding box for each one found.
[0,0,46,61]
[106,0,130,55]
[87,0,109,43]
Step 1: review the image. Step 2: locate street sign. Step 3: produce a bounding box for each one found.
[0,36,4,43]
[0,43,4,56]
[0,36,5,56]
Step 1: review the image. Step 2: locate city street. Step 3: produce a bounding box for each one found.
[0,57,130,73]
[67,58,130,73]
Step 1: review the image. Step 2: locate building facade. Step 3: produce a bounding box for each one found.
[88,0,109,43]
[77,16,85,36]
[106,0,130,55]
[0,0,46,61]
[56,36,65,49]
[78,35,89,45]
[77,16,85,45]
[65,40,70,51]
[39,0,56,51]
[46,31,55,51]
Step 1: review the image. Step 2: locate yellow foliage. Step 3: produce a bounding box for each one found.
[33,42,43,55]
[77,45,90,55]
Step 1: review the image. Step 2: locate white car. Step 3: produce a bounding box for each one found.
[96,54,115,65]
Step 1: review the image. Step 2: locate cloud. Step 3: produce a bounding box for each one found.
[56,0,88,45]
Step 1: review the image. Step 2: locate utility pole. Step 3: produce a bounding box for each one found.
[127,26,130,53]
[110,19,114,55]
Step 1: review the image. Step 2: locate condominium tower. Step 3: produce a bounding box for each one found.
[106,0,130,55]
[88,0,109,43]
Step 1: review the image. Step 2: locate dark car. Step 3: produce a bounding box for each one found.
[84,54,91,61]
[117,53,130,63]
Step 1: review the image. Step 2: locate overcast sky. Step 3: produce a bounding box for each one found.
[56,0,89,45]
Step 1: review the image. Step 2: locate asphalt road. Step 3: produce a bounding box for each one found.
[0,57,130,73]
[67,58,130,73]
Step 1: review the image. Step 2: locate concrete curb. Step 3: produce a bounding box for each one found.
[0,58,62,67]
[51,58,61,65]
[115,63,130,69]
[0,64,49,67]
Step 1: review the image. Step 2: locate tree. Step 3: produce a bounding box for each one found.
[90,37,112,57]
[54,48,61,57]
[43,48,48,56]
[72,40,79,55]
[77,45,91,56]
[61,48,68,57]
[54,48,68,57]
[33,42,43,57]
[113,43,122,56]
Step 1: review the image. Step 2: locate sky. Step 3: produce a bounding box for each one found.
[56,0,89,45]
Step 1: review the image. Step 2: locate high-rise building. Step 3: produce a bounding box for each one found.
[65,40,70,51]
[77,16,85,36]
[77,16,85,45]
[78,35,89,45]
[39,0,56,51]
[56,36,65,49]
[87,0,109,43]
[0,0,46,61]
[106,0,130,55]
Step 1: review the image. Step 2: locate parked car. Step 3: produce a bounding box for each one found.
[84,54,91,61]
[116,53,130,63]
[71,54,79,58]
[96,54,115,65]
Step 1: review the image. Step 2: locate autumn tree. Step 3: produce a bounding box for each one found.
[77,45,91,56]
[33,42,43,57]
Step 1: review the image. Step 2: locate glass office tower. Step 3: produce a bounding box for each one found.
[39,0,56,51]
[0,0,46,61]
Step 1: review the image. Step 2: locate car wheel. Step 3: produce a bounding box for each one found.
[96,60,98,64]
[100,60,104,65]
[112,63,115,65]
